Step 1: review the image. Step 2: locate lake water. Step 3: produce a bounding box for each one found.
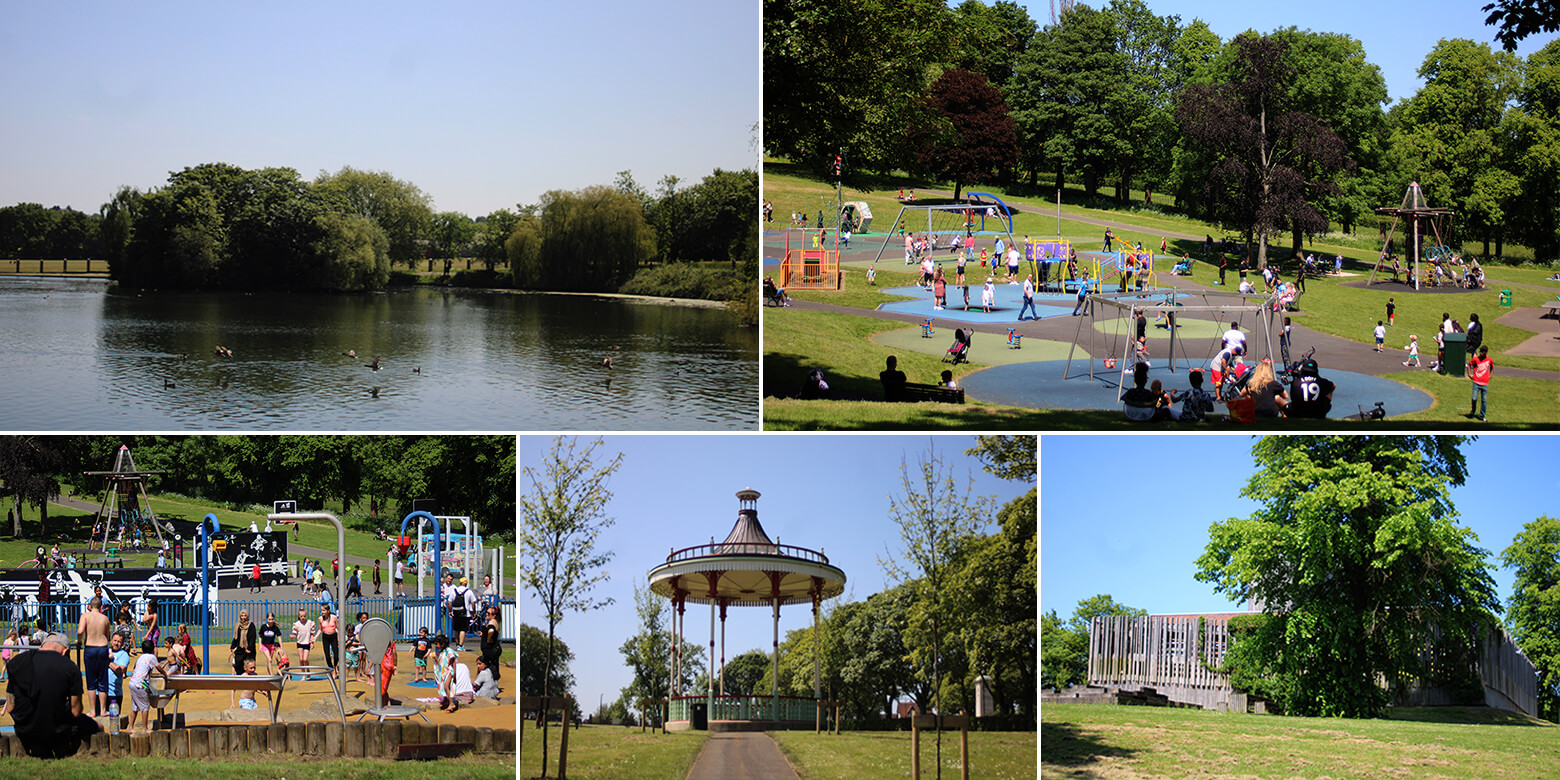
[0,277,758,430]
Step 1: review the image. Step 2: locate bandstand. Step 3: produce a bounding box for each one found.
[648,488,845,731]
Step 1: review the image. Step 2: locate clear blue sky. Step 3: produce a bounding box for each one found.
[0,1,756,217]
[1016,0,1558,104]
[516,435,1033,714]
[1041,435,1560,621]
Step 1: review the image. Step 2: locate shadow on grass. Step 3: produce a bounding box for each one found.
[1383,706,1558,727]
[1041,720,1136,775]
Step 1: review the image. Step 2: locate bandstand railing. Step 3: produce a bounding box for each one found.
[664,543,830,565]
[669,694,818,722]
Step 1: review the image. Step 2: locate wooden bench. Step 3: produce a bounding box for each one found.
[398,742,474,760]
[901,382,964,403]
[164,673,286,725]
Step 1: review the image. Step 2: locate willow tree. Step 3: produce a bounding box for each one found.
[1196,436,1498,718]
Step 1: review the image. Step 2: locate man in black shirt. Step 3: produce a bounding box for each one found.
[1286,359,1335,419]
[4,633,97,758]
[880,356,907,402]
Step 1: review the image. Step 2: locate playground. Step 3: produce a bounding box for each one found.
[762,166,1560,428]
[0,449,518,762]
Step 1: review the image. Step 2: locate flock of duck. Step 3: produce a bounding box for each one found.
[162,348,423,395]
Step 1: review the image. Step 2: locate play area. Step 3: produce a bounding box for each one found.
[762,181,1560,425]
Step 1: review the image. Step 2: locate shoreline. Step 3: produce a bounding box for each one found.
[0,274,735,309]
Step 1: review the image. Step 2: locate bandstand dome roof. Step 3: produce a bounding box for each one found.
[648,488,846,607]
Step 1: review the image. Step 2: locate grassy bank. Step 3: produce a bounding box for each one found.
[1043,703,1558,779]
[772,730,1036,780]
[518,724,705,780]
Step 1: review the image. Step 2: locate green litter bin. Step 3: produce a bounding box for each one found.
[1443,331,1467,377]
[1499,289,1512,307]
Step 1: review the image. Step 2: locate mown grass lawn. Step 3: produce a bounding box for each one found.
[1043,703,1560,780]
[518,723,705,780]
[772,730,1036,780]
[0,754,512,779]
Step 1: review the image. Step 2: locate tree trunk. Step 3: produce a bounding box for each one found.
[1118,170,1132,204]
[1083,170,1098,199]
[543,624,556,778]
[1053,166,1065,193]
[1291,227,1304,259]
[952,182,963,201]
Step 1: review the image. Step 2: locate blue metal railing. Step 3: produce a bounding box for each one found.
[0,596,517,643]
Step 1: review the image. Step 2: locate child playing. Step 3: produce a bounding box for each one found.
[345,624,367,684]
[413,627,432,683]
[1403,335,1420,367]
[1,629,16,682]
[1134,336,1150,368]
[1386,297,1395,325]
[1373,320,1386,351]
[236,658,271,711]
[127,638,166,734]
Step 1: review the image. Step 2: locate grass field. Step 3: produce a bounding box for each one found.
[1043,703,1560,779]
[0,754,513,778]
[518,724,705,780]
[773,730,1036,780]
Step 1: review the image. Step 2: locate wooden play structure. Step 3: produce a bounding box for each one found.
[779,227,842,290]
[83,444,171,552]
[1370,182,1456,289]
[1088,614,1538,715]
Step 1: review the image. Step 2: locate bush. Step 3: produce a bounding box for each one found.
[618,263,746,301]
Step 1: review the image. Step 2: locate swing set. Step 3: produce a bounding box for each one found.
[1063,288,1278,401]
[871,193,1018,268]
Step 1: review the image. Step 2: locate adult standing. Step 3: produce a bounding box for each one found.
[319,605,339,674]
[75,596,111,718]
[1221,322,1247,355]
[3,633,98,757]
[229,610,257,707]
[449,577,474,649]
[1006,245,1021,282]
[480,605,502,682]
[1018,275,1037,321]
[1467,345,1492,421]
[372,560,382,596]
[1466,313,1483,356]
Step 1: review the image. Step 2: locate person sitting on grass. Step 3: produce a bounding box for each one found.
[474,656,499,700]
[880,356,907,402]
[800,368,830,399]
[1122,363,1158,422]
[1244,359,1290,418]
[1180,369,1216,423]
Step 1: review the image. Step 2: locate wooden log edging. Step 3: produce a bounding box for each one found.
[27,723,518,759]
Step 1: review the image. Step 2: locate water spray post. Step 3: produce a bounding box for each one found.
[266,509,349,723]
[199,512,221,674]
[398,511,444,637]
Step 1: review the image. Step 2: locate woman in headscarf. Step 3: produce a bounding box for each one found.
[229,609,257,707]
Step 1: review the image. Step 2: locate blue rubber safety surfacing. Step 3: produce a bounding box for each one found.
[959,358,1434,419]
[876,284,1076,322]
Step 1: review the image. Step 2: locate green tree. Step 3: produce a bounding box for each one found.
[1105,0,1182,202]
[517,623,576,703]
[617,582,704,724]
[475,208,520,271]
[99,187,142,269]
[429,211,476,274]
[1040,594,1146,690]
[721,649,772,697]
[310,211,390,292]
[0,436,63,538]
[519,436,621,774]
[1010,5,1128,193]
[882,442,994,778]
[764,0,954,174]
[1501,516,1560,722]
[314,166,433,267]
[1195,436,1498,718]
[1483,0,1560,51]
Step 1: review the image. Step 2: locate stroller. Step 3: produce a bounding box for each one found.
[944,328,972,365]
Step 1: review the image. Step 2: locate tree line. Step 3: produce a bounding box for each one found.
[2,163,757,296]
[0,435,515,544]
[766,0,1560,263]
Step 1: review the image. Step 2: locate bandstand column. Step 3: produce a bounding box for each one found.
[719,601,728,696]
[812,591,821,702]
[676,596,686,697]
[708,598,715,715]
[772,595,780,722]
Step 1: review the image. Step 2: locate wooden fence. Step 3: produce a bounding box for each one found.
[1089,614,1539,717]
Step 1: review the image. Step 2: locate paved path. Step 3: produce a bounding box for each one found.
[685,732,801,780]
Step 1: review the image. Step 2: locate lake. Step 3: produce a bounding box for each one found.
[0,277,758,430]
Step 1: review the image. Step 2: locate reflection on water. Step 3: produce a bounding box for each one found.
[0,277,757,430]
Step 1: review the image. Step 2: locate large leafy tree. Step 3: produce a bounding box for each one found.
[1501,516,1560,722]
[1040,594,1146,690]
[1483,0,1560,51]
[1106,0,1182,202]
[910,68,1018,200]
[617,582,705,724]
[1390,39,1521,258]
[313,166,433,267]
[1175,35,1352,269]
[1009,4,1128,194]
[0,436,64,538]
[506,186,654,292]
[517,623,576,705]
[1195,436,1498,718]
[764,0,953,174]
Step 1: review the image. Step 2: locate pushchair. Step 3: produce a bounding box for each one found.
[944,328,972,365]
